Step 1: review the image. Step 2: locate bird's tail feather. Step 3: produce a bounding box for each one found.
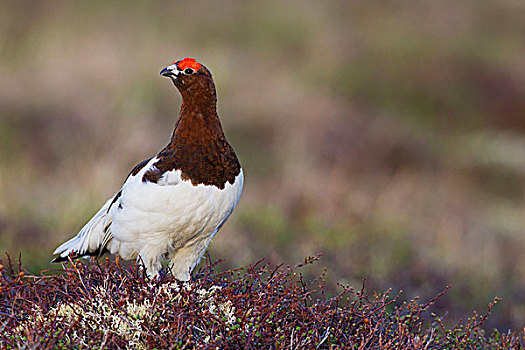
[52,198,113,262]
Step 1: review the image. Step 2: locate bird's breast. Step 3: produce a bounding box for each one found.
[110,166,243,249]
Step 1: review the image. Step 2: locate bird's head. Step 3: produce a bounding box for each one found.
[160,58,214,98]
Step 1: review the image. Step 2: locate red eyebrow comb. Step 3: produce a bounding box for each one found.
[177,57,202,71]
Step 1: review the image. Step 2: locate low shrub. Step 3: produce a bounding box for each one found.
[0,254,523,349]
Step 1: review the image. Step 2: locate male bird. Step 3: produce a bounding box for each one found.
[53,58,243,280]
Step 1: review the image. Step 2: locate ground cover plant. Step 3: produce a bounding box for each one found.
[1,254,523,349]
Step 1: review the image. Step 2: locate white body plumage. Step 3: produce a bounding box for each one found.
[53,157,244,280]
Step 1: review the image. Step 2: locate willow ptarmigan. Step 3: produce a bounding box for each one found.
[53,57,243,280]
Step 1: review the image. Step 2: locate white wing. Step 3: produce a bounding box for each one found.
[52,157,158,261]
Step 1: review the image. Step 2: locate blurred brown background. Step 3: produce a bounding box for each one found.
[1,0,524,331]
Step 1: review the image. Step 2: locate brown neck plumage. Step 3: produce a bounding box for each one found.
[142,70,240,188]
[169,76,224,148]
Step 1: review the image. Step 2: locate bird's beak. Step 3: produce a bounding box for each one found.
[160,64,179,78]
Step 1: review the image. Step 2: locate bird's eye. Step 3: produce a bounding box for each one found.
[184,68,194,74]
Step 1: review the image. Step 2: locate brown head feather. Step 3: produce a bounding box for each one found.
[143,61,240,189]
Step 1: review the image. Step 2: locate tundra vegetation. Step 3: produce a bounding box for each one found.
[0,255,523,349]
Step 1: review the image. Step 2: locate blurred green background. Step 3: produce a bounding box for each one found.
[1,0,524,331]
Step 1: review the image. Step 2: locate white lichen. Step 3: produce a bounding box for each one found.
[9,280,236,348]
[196,285,237,326]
